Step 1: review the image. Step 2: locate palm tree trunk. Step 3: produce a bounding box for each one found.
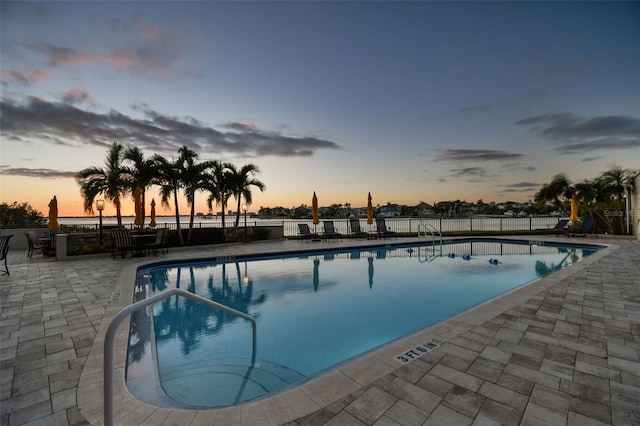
[187,198,195,244]
[220,196,227,242]
[141,191,146,225]
[173,190,184,245]
[233,198,241,236]
[116,200,123,226]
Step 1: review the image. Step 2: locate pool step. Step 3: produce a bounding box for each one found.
[160,358,306,408]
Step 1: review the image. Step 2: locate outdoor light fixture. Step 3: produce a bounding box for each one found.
[242,203,248,239]
[96,199,105,245]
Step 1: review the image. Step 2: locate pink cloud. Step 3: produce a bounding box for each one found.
[1,69,52,86]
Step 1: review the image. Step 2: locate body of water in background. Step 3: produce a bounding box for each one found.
[58,216,564,237]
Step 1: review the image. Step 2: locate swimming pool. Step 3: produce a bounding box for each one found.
[126,238,599,409]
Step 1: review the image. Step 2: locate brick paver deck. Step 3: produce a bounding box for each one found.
[1,236,638,425]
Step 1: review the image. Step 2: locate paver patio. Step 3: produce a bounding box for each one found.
[1,236,638,425]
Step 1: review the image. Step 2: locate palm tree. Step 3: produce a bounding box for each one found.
[203,160,234,242]
[574,180,598,206]
[534,173,572,211]
[596,165,635,203]
[227,163,266,237]
[153,154,184,245]
[123,146,156,223]
[177,146,212,244]
[76,142,128,225]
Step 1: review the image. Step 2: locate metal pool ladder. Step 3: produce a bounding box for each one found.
[418,223,443,262]
[103,288,257,426]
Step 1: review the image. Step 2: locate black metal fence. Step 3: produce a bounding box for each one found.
[58,216,568,238]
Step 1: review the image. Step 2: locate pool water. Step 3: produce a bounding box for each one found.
[126,239,598,408]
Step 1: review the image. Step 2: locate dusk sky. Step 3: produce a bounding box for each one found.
[1,1,639,217]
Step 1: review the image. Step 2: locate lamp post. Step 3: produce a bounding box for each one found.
[242,203,247,239]
[96,199,105,245]
[242,261,250,286]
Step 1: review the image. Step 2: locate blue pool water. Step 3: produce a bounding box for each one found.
[126,239,599,409]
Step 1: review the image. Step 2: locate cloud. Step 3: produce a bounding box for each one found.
[14,14,194,77]
[435,149,523,162]
[582,156,605,162]
[554,137,640,155]
[516,113,640,154]
[223,122,266,133]
[1,69,51,86]
[449,167,491,178]
[0,166,76,179]
[504,182,539,190]
[59,88,93,105]
[0,97,342,157]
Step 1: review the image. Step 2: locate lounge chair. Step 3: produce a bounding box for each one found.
[349,219,368,238]
[566,217,597,237]
[549,219,570,236]
[24,231,43,258]
[376,218,397,239]
[322,221,342,241]
[145,228,168,256]
[110,229,136,259]
[0,235,13,275]
[298,223,320,241]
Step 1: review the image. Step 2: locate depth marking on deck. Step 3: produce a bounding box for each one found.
[394,339,444,364]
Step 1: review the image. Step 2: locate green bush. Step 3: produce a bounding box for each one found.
[0,202,47,228]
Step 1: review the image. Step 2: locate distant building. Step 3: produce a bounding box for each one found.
[380,203,402,217]
[416,201,434,216]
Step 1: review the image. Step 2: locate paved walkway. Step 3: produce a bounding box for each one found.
[1,236,638,425]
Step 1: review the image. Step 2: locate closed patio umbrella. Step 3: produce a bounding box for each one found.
[569,194,579,222]
[48,195,59,230]
[312,192,319,231]
[133,187,143,226]
[149,198,157,228]
[367,192,374,225]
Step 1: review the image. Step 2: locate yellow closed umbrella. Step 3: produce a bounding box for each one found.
[367,192,374,225]
[133,187,143,226]
[312,192,319,226]
[569,194,579,222]
[149,198,157,228]
[48,195,59,230]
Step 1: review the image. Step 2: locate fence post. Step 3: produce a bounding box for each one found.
[470,217,473,234]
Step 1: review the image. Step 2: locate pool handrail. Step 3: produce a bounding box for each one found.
[418,222,442,244]
[103,288,257,426]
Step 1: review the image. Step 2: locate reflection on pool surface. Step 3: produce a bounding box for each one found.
[126,239,599,409]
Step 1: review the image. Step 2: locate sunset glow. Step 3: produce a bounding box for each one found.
[2,2,638,217]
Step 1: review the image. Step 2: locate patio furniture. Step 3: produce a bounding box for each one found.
[25,231,43,258]
[0,235,12,275]
[145,228,168,256]
[550,219,570,236]
[376,218,397,239]
[298,224,320,241]
[41,230,58,257]
[322,221,343,241]
[566,217,597,237]
[110,229,136,259]
[349,219,368,238]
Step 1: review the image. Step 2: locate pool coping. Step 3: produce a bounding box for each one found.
[77,236,616,425]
